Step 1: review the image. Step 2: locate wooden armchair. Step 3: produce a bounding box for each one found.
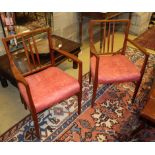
[89,19,149,107]
[2,28,82,138]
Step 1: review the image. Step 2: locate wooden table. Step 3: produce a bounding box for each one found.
[79,12,131,44]
[139,46,155,122]
[140,72,155,123]
[134,26,155,51]
[0,35,81,88]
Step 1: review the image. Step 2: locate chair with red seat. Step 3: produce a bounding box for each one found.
[89,19,149,107]
[2,28,82,138]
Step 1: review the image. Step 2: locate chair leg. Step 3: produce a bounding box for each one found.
[132,54,149,103]
[91,80,98,107]
[31,112,40,139]
[89,71,91,84]
[20,93,27,110]
[77,92,82,115]
[132,80,142,103]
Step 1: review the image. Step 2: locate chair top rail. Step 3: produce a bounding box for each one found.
[2,27,50,42]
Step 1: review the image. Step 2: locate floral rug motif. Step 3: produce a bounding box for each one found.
[0,46,155,142]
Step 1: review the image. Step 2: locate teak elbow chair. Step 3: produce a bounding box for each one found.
[2,28,82,138]
[89,19,149,107]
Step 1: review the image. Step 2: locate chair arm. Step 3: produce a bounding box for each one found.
[53,48,83,90]
[127,38,150,75]
[53,48,81,64]
[10,62,28,87]
[90,42,99,58]
[127,38,150,56]
[11,62,37,112]
[2,36,36,113]
[90,42,100,83]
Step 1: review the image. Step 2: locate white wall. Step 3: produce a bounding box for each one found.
[129,12,152,35]
[53,12,79,42]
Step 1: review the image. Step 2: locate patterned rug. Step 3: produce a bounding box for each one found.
[56,47,155,142]
[134,26,155,50]
[0,70,110,142]
[0,46,155,142]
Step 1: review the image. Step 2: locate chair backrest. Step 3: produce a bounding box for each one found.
[2,27,53,76]
[89,19,130,55]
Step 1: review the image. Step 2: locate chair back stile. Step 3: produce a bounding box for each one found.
[21,37,33,71]
[122,20,130,55]
[89,19,130,55]
[47,28,55,66]
[2,36,15,67]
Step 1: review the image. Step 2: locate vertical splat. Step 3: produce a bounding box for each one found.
[107,22,111,53]
[102,22,106,54]
[22,37,32,71]
[28,38,36,68]
[111,22,115,53]
[32,36,41,67]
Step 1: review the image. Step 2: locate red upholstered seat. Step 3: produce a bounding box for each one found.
[91,55,140,84]
[18,67,80,113]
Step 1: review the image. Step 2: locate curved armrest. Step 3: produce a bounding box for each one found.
[52,47,83,90]
[127,38,150,56]
[2,37,36,112]
[90,42,99,58]
[11,63,36,110]
[53,48,82,64]
[90,42,100,83]
[127,38,149,75]
[10,62,28,87]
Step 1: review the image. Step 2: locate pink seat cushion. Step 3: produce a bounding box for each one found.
[18,67,80,113]
[91,55,140,84]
